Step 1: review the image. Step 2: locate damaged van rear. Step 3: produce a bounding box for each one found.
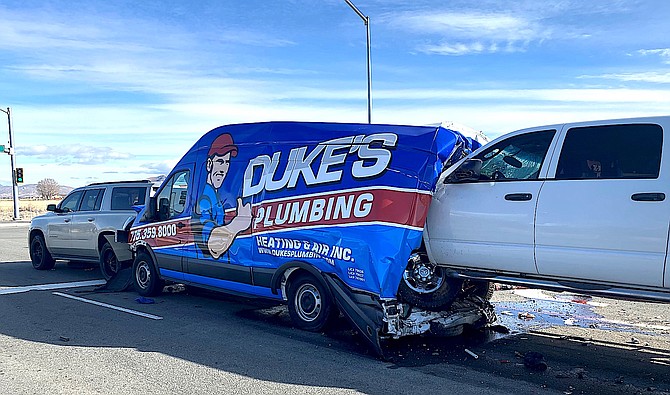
[120,121,492,354]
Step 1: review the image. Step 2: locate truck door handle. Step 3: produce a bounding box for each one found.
[631,193,665,202]
[505,193,532,201]
[87,218,95,222]
[64,218,71,223]
[176,222,186,228]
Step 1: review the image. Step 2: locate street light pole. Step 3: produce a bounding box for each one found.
[344,0,372,124]
[0,107,19,220]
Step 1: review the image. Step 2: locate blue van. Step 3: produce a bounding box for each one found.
[122,121,490,354]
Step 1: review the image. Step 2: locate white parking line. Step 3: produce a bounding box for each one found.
[53,292,163,320]
[0,279,107,295]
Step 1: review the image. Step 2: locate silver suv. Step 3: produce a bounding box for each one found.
[29,180,152,279]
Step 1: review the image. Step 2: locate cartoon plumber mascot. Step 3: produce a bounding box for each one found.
[196,133,252,259]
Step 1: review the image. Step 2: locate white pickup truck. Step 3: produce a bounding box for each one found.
[423,115,670,303]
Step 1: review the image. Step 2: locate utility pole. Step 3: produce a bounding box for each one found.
[344,0,372,124]
[0,107,19,220]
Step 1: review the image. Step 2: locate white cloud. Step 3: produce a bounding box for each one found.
[19,144,131,165]
[581,72,670,84]
[418,41,521,56]
[638,48,670,64]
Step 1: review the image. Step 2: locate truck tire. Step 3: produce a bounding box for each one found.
[397,253,462,311]
[30,234,55,270]
[463,280,495,300]
[132,252,163,296]
[286,273,336,332]
[99,242,120,280]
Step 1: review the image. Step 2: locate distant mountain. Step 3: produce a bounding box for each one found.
[0,183,73,199]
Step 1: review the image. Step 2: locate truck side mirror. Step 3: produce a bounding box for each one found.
[46,204,57,212]
[446,159,482,183]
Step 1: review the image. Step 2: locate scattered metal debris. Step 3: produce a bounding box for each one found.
[464,348,479,359]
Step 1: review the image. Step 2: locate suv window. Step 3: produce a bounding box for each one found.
[111,187,148,210]
[556,124,663,180]
[474,130,555,181]
[156,170,190,221]
[60,190,84,212]
[80,189,104,211]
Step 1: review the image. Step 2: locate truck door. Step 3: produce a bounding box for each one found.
[425,129,556,274]
[535,122,669,287]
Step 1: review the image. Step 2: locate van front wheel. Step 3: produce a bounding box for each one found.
[286,273,336,332]
[133,252,162,296]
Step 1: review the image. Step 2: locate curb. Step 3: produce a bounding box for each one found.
[0,220,30,227]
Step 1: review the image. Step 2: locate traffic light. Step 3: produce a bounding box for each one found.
[15,168,23,183]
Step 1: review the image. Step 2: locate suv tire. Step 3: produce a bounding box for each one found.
[30,234,56,270]
[99,242,120,280]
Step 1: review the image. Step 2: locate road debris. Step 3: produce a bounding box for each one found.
[522,351,548,371]
[464,348,479,359]
[518,312,535,320]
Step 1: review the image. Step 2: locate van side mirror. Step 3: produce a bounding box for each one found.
[446,159,482,183]
[141,196,158,222]
[158,197,170,221]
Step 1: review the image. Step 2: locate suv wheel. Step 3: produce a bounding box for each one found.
[30,234,55,270]
[99,242,120,280]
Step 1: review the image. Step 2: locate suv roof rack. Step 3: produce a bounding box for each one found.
[86,180,153,187]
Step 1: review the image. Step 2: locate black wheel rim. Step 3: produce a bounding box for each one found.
[31,240,43,262]
[103,250,118,277]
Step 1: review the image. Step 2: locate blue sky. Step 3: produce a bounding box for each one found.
[1,0,669,187]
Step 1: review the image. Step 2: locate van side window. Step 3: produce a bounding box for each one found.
[156,170,190,221]
[474,130,555,181]
[556,124,663,180]
[80,189,104,211]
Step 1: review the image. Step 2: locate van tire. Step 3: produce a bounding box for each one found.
[286,273,336,332]
[133,252,162,296]
[398,253,462,311]
[30,234,55,270]
[99,242,120,280]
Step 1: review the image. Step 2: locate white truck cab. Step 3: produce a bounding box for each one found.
[424,116,670,302]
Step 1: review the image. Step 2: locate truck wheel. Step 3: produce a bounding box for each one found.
[397,253,462,311]
[133,252,162,296]
[463,280,495,300]
[99,242,120,280]
[30,234,55,270]
[286,273,336,332]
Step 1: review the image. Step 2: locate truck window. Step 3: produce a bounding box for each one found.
[474,130,555,181]
[555,124,663,180]
[80,188,104,211]
[156,170,190,221]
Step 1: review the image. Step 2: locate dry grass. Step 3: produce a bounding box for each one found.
[0,199,60,221]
